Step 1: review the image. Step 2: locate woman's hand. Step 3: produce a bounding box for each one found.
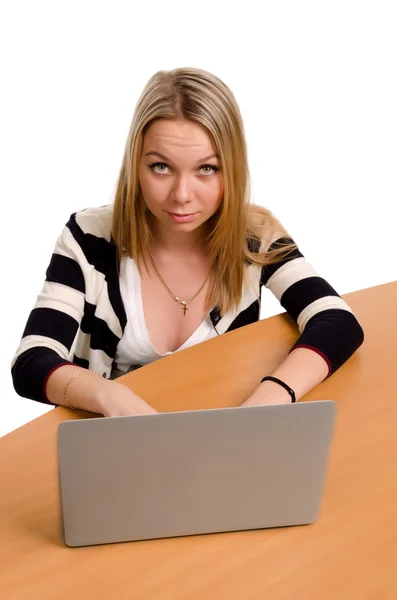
[96,379,158,417]
[241,379,292,407]
[46,365,158,417]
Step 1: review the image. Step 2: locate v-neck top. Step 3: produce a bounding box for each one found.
[113,256,218,374]
[12,205,364,404]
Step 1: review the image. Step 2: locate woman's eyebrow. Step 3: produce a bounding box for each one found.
[144,151,219,163]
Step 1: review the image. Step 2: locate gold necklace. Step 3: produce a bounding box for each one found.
[147,248,211,316]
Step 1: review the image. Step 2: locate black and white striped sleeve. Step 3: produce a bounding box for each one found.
[11,215,87,403]
[261,237,364,375]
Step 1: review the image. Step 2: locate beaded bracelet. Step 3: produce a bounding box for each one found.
[64,370,95,410]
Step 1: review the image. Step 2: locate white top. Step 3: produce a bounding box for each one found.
[114,257,218,374]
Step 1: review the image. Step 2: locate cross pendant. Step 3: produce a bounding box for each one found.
[181,302,188,316]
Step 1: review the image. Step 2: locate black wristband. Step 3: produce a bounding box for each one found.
[260,376,296,403]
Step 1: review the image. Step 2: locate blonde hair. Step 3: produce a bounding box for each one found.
[111,67,296,315]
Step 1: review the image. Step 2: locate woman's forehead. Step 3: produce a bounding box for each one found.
[142,119,218,163]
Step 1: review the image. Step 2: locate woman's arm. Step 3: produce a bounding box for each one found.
[11,211,156,417]
[242,236,364,406]
[241,347,329,406]
[11,214,87,403]
[45,364,157,417]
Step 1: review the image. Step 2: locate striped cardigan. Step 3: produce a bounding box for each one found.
[11,205,364,404]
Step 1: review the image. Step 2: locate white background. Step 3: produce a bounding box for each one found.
[1,1,395,437]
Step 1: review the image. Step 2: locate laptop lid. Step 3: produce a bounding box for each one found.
[58,400,336,547]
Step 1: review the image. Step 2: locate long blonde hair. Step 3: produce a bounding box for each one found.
[111,67,296,315]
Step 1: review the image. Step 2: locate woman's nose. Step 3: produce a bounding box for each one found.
[172,175,194,204]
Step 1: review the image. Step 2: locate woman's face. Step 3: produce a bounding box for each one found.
[138,118,224,238]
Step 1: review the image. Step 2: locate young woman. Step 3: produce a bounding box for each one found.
[11,67,364,417]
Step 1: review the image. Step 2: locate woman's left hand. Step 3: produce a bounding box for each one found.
[240,380,292,407]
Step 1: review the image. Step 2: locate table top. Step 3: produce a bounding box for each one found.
[1,281,396,600]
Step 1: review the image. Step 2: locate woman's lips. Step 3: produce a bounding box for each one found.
[166,211,198,223]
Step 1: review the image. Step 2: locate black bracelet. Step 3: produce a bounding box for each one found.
[260,376,296,403]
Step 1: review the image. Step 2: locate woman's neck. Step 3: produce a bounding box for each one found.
[150,222,208,256]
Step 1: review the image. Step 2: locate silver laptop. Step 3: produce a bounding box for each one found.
[57,401,336,547]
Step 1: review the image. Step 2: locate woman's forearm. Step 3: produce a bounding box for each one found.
[46,364,157,418]
[46,365,105,413]
[241,347,329,406]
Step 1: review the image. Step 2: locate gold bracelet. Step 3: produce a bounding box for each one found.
[64,370,95,410]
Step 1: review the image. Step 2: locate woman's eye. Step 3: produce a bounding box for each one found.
[150,162,169,174]
[201,165,219,175]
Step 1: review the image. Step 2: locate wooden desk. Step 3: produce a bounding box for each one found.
[1,282,396,600]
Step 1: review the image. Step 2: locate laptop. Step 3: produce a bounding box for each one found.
[57,400,336,547]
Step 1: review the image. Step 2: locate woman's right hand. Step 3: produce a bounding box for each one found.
[96,379,158,417]
[46,365,158,417]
